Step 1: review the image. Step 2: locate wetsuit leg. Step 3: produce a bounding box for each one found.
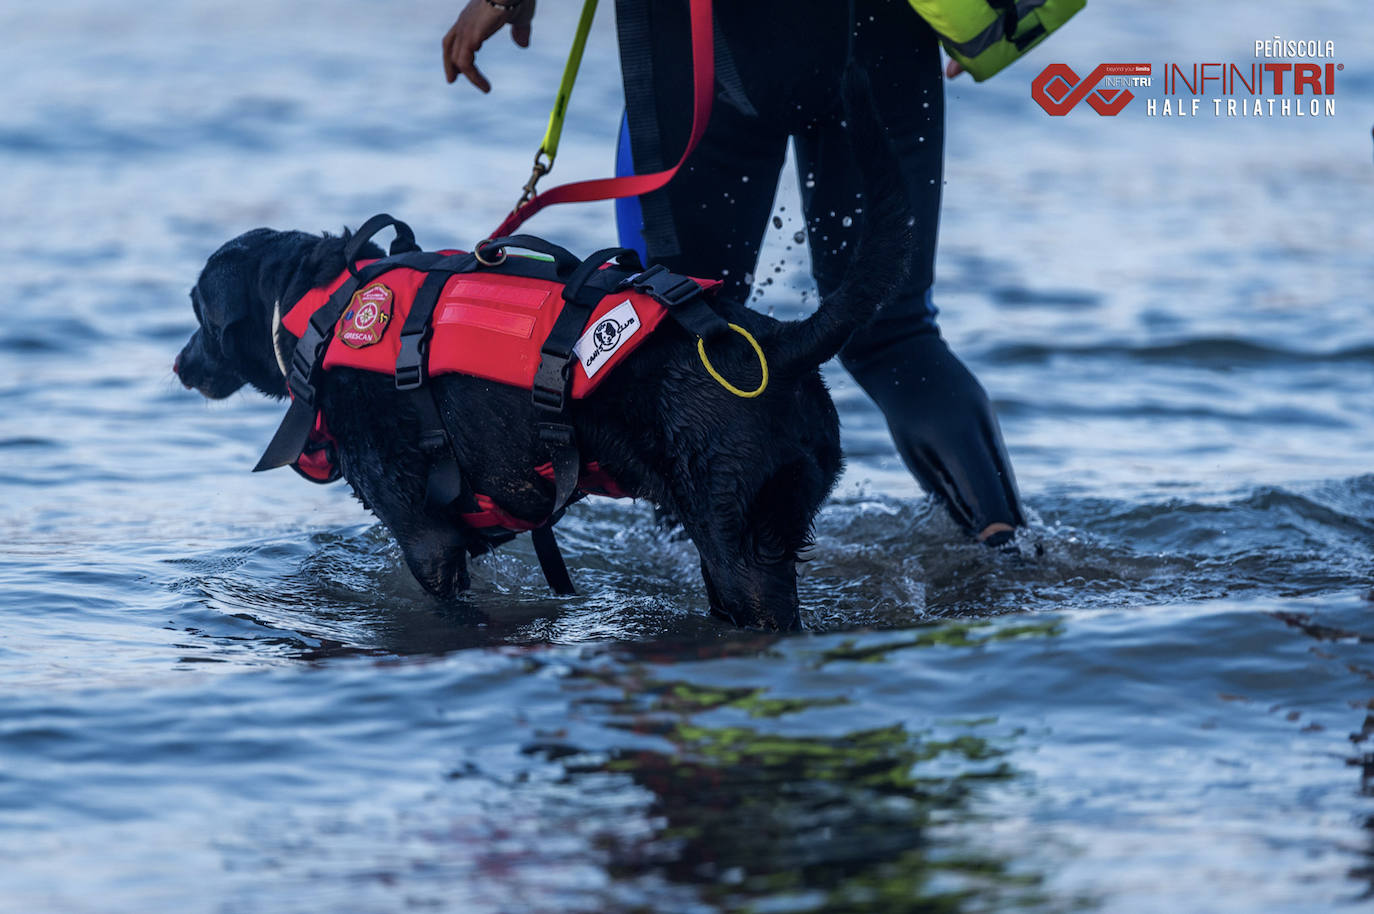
[801,0,1026,538]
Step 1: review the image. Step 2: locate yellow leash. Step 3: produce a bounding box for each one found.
[697,324,770,399]
[513,0,600,212]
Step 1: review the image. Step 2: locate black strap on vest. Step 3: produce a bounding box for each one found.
[413,380,575,596]
[410,381,468,516]
[396,256,476,391]
[255,252,448,473]
[531,247,642,515]
[394,250,580,596]
[530,526,575,596]
[254,274,360,472]
[625,263,730,339]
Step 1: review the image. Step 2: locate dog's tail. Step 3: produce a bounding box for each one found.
[772,68,913,376]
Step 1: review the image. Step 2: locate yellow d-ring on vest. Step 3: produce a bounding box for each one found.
[697,324,769,399]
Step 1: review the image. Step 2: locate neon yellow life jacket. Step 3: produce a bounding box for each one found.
[908,0,1086,82]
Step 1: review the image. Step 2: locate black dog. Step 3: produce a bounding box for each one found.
[174,79,909,631]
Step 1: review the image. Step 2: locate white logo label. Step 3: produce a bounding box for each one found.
[354,301,379,329]
[573,300,641,379]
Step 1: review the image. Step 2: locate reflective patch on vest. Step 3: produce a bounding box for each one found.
[574,300,641,379]
[339,282,393,349]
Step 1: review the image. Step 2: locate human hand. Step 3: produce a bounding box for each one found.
[442,0,537,93]
[945,58,965,79]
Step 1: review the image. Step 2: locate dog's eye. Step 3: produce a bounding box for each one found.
[191,285,232,350]
[751,524,815,564]
[753,533,793,565]
[747,461,820,564]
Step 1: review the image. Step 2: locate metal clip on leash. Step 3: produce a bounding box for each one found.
[515,150,552,211]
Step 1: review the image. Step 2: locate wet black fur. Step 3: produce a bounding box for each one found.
[175,73,910,630]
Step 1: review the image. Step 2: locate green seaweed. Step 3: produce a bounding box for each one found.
[817,619,1064,665]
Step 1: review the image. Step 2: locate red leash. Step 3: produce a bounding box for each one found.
[488,0,715,240]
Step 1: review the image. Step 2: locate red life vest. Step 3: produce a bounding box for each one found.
[281,255,709,399]
[276,253,719,532]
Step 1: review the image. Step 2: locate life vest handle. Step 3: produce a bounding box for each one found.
[476,234,584,277]
[346,214,421,280]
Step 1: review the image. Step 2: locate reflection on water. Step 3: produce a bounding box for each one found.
[546,661,1040,913]
[1283,607,1374,904]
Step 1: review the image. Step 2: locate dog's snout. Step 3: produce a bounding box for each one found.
[172,353,190,387]
[174,332,244,399]
[173,349,195,389]
[702,560,802,632]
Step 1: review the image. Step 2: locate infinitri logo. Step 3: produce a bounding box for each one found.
[1031,63,1153,116]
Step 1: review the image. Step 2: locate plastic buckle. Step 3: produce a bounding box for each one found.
[537,422,575,449]
[419,428,448,454]
[289,349,315,385]
[656,276,702,308]
[395,329,427,391]
[625,263,664,282]
[395,363,422,391]
[287,375,315,408]
[531,352,570,413]
[621,263,664,292]
[629,264,701,308]
[286,354,316,407]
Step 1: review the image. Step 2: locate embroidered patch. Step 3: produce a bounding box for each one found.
[338,282,393,349]
[574,300,641,379]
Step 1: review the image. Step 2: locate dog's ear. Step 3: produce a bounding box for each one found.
[251,230,328,317]
[194,228,277,346]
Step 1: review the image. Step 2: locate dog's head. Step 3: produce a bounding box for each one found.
[668,75,909,631]
[624,315,847,633]
[635,135,909,631]
[694,382,842,633]
[174,228,328,400]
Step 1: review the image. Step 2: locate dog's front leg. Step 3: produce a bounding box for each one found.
[390,520,471,598]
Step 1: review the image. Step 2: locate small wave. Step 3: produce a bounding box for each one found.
[990,285,1101,309]
[803,477,1374,624]
[143,475,1374,656]
[986,337,1374,367]
[0,436,59,450]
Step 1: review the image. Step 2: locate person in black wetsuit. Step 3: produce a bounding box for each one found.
[443,0,1025,546]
